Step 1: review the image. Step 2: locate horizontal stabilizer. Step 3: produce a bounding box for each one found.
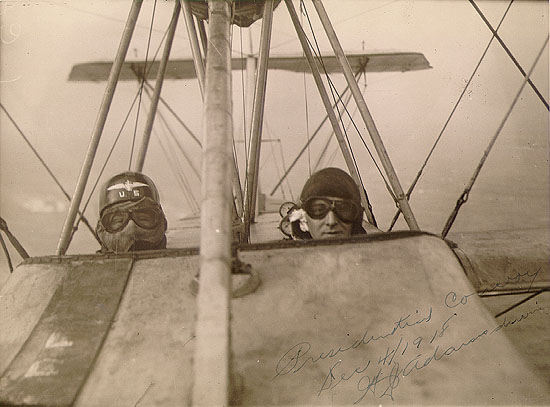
[68,52,431,82]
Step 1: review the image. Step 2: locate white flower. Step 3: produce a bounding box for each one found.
[289,208,309,232]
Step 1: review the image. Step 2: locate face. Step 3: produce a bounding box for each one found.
[97,200,166,252]
[304,197,354,239]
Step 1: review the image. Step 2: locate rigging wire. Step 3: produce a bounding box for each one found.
[469,0,549,111]
[143,81,202,148]
[325,143,340,168]
[315,91,361,172]
[143,87,201,181]
[243,29,261,215]
[262,123,286,199]
[68,20,172,244]
[441,35,549,238]
[141,92,200,213]
[388,0,516,231]
[68,91,142,244]
[493,291,545,318]
[268,77,356,197]
[0,103,101,244]
[276,139,294,201]
[155,127,199,213]
[155,117,200,213]
[231,25,245,207]
[300,1,312,176]
[129,0,159,170]
[239,26,249,180]
[300,0,393,214]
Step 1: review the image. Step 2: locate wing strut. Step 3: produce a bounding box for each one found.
[135,0,180,172]
[56,0,143,255]
[312,0,419,231]
[182,0,244,219]
[285,0,376,225]
[242,0,275,241]
[191,1,233,405]
[180,0,206,98]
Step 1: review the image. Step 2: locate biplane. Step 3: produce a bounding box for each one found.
[0,0,549,405]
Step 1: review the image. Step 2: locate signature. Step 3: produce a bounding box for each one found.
[319,302,549,405]
[445,267,542,308]
[274,307,432,378]
[272,268,548,403]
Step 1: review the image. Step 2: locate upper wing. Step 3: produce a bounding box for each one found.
[68,52,431,82]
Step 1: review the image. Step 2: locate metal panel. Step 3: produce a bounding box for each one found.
[232,234,550,405]
[0,258,133,406]
[74,256,199,407]
[0,264,67,375]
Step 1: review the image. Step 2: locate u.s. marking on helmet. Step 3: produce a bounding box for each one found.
[107,180,150,192]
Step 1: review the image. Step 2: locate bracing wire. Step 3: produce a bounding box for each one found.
[240,26,249,179]
[146,99,199,213]
[493,291,545,318]
[300,1,396,206]
[161,133,200,214]
[0,103,101,244]
[69,19,172,243]
[129,0,159,170]
[388,0,516,232]
[277,140,294,201]
[441,35,549,238]
[469,0,549,111]
[140,86,200,214]
[155,127,199,212]
[230,25,244,207]
[300,1,312,176]
[316,93,361,172]
[144,87,201,181]
[69,90,143,244]
[143,81,202,148]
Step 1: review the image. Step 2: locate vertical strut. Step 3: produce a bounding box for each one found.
[285,0,375,225]
[183,0,243,218]
[191,0,233,405]
[243,0,275,241]
[312,0,419,231]
[181,0,205,98]
[135,0,180,172]
[56,0,143,255]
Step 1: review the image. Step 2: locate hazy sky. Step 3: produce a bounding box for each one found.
[0,0,548,282]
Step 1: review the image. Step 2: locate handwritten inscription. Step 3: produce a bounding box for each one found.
[445,267,542,308]
[274,307,432,378]
[273,269,546,403]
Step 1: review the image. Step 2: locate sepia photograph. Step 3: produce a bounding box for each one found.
[0,0,548,405]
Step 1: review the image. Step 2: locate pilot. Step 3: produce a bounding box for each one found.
[289,167,368,239]
[96,171,167,253]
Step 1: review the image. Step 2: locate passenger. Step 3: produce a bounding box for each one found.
[96,171,167,253]
[289,167,368,240]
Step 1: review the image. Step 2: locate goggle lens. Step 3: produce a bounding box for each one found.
[101,207,161,233]
[303,197,360,223]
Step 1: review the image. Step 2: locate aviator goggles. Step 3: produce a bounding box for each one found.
[100,205,162,233]
[303,196,361,223]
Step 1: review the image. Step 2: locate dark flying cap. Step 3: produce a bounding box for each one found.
[299,167,361,204]
[99,171,160,214]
